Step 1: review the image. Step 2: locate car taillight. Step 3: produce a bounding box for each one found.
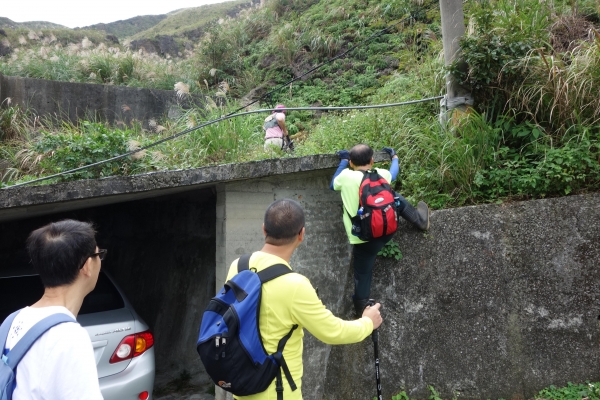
[109,330,154,364]
[138,391,149,400]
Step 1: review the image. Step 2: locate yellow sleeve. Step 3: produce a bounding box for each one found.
[290,275,373,344]
[225,259,239,282]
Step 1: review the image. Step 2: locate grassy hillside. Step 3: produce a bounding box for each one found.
[82,15,168,39]
[0,0,599,208]
[129,0,254,40]
[0,17,66,30]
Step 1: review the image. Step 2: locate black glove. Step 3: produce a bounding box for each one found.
[336,150,350,160]
[382,147,396,159]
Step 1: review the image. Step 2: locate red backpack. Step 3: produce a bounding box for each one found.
[347,170,398,241]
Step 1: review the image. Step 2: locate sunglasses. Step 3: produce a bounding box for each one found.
[80,249,107,269]
[91,249,108,261]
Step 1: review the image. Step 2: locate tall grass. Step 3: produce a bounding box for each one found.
[0,32,205,92]
[0,99,32,141]
[508,38,600,135]
[148,97,267,169]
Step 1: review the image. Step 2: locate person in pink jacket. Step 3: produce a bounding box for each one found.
[263,104,290,152]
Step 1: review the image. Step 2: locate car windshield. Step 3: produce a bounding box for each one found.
[0,271,124,321]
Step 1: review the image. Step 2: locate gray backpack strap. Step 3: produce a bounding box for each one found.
[3,313,76,369]
[237,253,252,272]
[257,264,292,283]
[263,114,279,131]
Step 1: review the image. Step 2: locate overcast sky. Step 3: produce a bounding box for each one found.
[2,0,232,28]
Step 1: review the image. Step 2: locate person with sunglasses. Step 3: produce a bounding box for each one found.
[1,220,105,399]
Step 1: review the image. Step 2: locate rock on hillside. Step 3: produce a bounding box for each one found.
[129,36,180,57]
[0,39,10,57]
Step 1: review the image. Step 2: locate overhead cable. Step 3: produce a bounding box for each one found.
[3,96,443,189]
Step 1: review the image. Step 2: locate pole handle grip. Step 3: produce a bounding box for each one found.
[372,328,379,343]
[365,299,380,343]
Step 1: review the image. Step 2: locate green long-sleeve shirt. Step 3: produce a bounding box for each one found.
[333,167,393,244]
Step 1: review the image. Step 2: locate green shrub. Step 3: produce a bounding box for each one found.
[535,381,600,400]
[33,122,147,181]
[452,0,552,110]
[474,129,600,200]
[508,42,600,135]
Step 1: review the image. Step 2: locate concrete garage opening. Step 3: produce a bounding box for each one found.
[0,187,217,388]
[0,155,346,397]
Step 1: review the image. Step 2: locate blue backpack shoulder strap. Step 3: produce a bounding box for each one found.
[0,310,21,353]
[3,313,76,369]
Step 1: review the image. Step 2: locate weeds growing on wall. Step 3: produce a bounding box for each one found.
[377,240,403,260]
[381,381,600,400]
[472,120,600,201]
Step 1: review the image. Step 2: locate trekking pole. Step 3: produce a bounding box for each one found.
[366,300,382,400]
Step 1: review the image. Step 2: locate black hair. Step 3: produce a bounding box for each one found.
[26,220,97,288]
[264,199,305,245]
[349,144,374,167]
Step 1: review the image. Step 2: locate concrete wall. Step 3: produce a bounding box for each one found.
[324,193,600,400]
[213,168,600,400]
[1,155,599,399]
[215,169,352,400]
[0,72,203,127]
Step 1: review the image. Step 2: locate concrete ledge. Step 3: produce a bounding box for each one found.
[0,152,389,222]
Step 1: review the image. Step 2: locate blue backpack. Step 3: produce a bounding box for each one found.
[196,254,298,400]
[1,310,75,400]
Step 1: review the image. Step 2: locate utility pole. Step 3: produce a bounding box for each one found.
[439,0,472,124]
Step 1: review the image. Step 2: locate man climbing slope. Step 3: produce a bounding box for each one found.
[331,144,430,316]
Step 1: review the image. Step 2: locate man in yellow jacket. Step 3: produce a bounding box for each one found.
[225,198,383,400]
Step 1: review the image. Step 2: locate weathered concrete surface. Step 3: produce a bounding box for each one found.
[215,169,351,400]
[1,154,599,399]
[0,72,203,127]
[0,153,363,222]
[325,193,600,400]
